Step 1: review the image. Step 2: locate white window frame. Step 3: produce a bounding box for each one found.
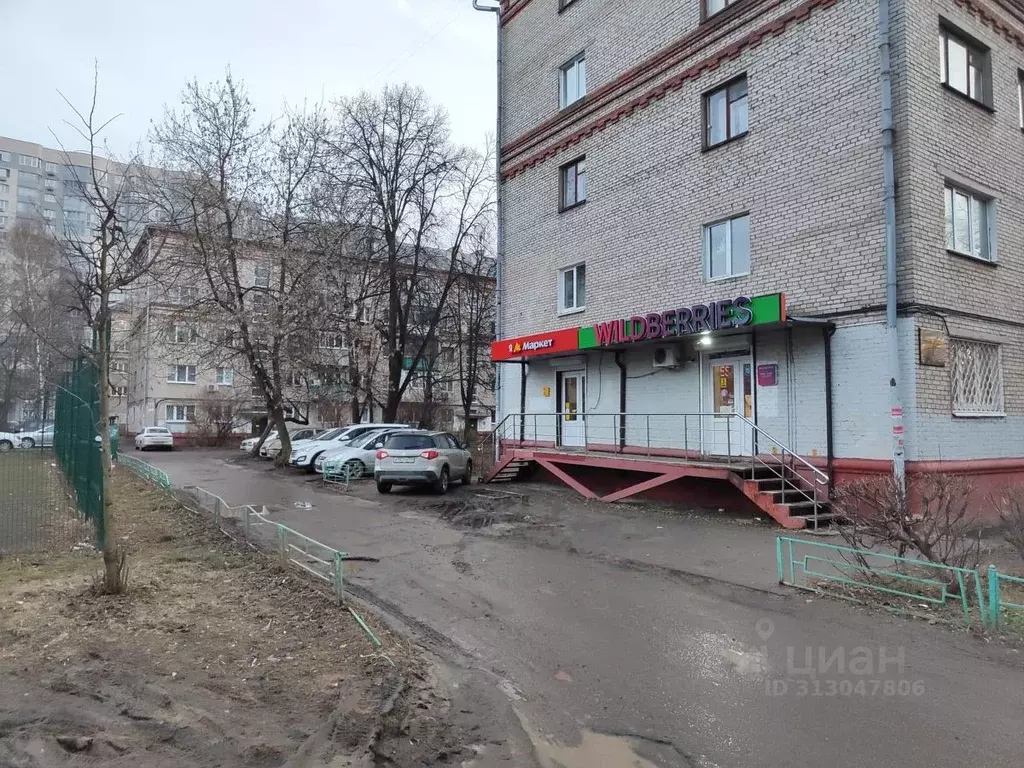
[172,286,198,305]
[110,385,128,397]
[254,263,271,288]
[111,360,128,373]
[167,364,197,384]
[318,332,348,349]
[42,209,55,220]
[216,367,235,386]
[558,263,586,315]
[944,183,995,262]
[705,0,738,18]
[0,216,7,229]
[0,183,9,194]
[703,213,751,281]
[949,338,1004,417]
[0,201,7,211]
[0,152,9,162]
[165,404,196,423]
[45,161,58,174]
[44,193,56,204]
[170,324,197,344]
[19,155,40,168]
[559,52,587,109]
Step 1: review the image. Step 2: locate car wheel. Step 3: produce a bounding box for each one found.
[462,461,473,485]
[20,438,35,449]
[0,440,12,453]
[376,481,392,494]
[344,459,365,480]
[306,453,323,473]
[434,466,450,495]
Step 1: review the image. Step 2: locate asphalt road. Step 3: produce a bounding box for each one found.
[139,448,1024,768]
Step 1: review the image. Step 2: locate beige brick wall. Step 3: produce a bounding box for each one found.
[501,0,886,338]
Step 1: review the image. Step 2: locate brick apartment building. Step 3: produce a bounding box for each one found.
[487,0,1024,521]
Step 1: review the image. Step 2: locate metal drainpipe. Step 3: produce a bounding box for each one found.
[473,0,502,461]
[615,351,626,451]
[823,325,836,495]
[880,0,906,481]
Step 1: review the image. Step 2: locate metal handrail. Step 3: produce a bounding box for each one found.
[479,411,832,530]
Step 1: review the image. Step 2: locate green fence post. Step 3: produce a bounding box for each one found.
[988,564,1000,629]
[776,537,784,584]
[277,524,288,567]
[334,551,345,604]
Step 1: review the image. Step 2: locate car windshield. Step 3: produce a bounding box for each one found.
[149,428,170,434]
[355,431,390,449]
[385,434,435,450]
[317,428,344,441]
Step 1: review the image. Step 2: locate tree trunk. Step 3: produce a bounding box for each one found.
[271,403,292,468]
[97,308,121,594]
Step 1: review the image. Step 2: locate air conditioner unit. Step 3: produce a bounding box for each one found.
[206,384,218,393]
[652,346,681,369]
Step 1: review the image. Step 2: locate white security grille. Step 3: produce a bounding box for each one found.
[950,338,1004,415]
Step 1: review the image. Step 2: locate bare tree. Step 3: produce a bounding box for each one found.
[52,71,166,593]
[149,75,340,464]
[331,85,494,422]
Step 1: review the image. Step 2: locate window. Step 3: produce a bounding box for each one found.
[43,209,55,220]
[0,152,9,162]
[111,361,128,373]
[558,263,586,313]
[0,216,6,229]
[705,76,748,147]
[44,178,58,191]
[0,201,7,211]
[165,404,196,422]
[170,325,197,344]
[944,184,993,261]
[216,367,234,385]
[19,172,39,185]
[441,348,456,366]
[704,214,751,280]
[254,263,271,288]
[110,385,128,397]
[950,339,1003,416]
[439,378,455,394]
[167,364,197,384]
[18,187,39,201]
[318,332,348,349]
[171,286,198,305]
[44,193,56,204]
[559,0,577,8]
[19,156,40,168]
[352,301,372,323]
[560,156,587,210]
[0,183,8,195]
[705,0,738,18]
[559,52,587,109]
[45,161,57,175]
[939,25,990,105]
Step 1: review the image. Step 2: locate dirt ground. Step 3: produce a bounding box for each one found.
[0,469,471,767]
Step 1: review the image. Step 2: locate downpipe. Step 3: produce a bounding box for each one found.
[879,0,906,482]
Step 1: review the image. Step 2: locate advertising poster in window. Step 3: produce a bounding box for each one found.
[713,365,735,413]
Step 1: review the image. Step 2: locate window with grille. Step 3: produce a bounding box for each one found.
[950,339,1003,416]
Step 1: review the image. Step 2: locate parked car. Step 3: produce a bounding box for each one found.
[240,433,270,452]
[16,424,54,448]
[374,431,472,494]
[289,423,411,471]
[260,427,324,459]
[316,428,424,477]
[135,426,174,451]
[0,431,19,453]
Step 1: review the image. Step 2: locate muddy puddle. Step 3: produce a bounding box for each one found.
[515,711,675,768]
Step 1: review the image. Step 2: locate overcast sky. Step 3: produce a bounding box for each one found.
[0,0,497,157]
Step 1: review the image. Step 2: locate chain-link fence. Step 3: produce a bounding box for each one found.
[0,359,102,554]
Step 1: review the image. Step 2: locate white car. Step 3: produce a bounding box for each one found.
[135,426,174,451]
[240,432,273,452]
[260,427,323,459]
[289,423,411,471]
[0,431,19,453]
[374,431,473,494]
[316,428,424,477]
[16,425,54,449]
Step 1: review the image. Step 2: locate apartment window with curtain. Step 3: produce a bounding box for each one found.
[704,214,751,280]
[705,76,749,148]
[944,183,994,262]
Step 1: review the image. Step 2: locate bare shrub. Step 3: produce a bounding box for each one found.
[995,488,1024,563]
[834,473,982,572]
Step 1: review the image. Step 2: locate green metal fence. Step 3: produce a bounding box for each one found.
[117,454,171,489]
[53,359,104,544]
[987,565,1024,630]
[777,536,988,626]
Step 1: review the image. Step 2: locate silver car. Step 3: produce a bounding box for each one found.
[374,431,473,494]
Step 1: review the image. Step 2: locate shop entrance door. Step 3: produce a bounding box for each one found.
[558,370,586,448]
[705,356,753,457]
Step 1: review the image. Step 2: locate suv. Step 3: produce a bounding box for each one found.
[374,431,472,494]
